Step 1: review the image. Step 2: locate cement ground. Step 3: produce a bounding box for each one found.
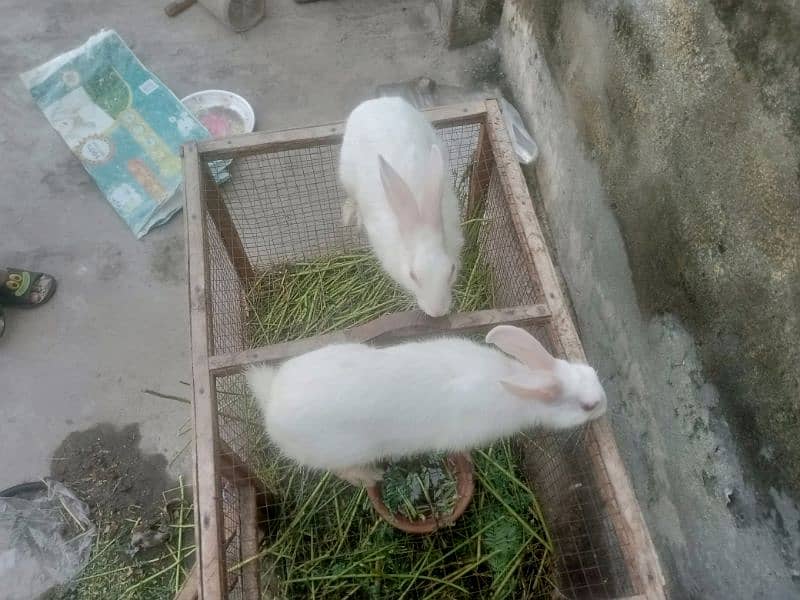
[0,0,497,489]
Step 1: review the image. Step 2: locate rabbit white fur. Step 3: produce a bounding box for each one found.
[247,325,607,486]
[339,97,464,317]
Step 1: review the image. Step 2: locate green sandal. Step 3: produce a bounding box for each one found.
[0,268,57,307]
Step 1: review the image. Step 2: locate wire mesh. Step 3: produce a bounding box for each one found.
[194,113,636,599]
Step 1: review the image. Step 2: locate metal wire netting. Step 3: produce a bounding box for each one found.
[197,117,634,599]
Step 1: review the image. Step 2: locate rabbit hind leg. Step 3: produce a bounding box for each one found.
[335,465,383,487]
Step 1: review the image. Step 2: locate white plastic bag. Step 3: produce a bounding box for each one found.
[498,97,539,164]
[375,78,538,164]
[0,480,96,600]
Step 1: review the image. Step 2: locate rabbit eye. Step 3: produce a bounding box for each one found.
[409,270,420,284]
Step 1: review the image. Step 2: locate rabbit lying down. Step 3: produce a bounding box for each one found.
[246,326,607,486]
[339,97,464,318]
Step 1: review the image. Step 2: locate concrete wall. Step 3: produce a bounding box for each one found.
[435,0,503,47]
[499,1,799,597]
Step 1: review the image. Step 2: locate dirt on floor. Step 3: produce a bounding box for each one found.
[50,422,176,526]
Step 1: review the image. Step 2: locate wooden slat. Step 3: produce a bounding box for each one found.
[174,563,198,600]
[217,440,271,598]
[218,441,274,539]
[236,483,261,598]
[466,122,493,217]
[484,99,666,599]
[217,440,269,498]
[203,166,255,284]
[208,303,551,375]
[199,122,343,159]
[196,101,488,160]
[184,142,228,599]
[424,101,489,126]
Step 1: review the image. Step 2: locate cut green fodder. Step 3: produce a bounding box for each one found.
[247,252,415,346]
[54,481,194,600]
[381,452,459,522]
[245,188,554,596]
[252,442,555,599]
[247,192,494,346]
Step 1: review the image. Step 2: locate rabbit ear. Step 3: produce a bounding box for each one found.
[486,325,556,371]
[420,145,444,230]
[500,373,562,403]
[379,154,420,238]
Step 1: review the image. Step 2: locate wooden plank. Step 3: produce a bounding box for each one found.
[208,303,551,375]
[372,304,549,341]
[174,564,198,600]
[218,440,274,543]
[236,483,261,599]
[199,123,343,159]
[425,101,488,128]
[187,402,202,600]
[196,101,488,160]
[218,440,269,499]
[216,444,271,598]
[484,99,666,599]
[466,122,493,217]
[184,142,228,599]
[203,166,255,284]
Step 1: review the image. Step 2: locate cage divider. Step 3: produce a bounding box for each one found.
[203,166,256,285]
[467,123,493,218]
[208,303,552,376]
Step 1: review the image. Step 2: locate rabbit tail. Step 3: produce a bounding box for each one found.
[246,365,277,405]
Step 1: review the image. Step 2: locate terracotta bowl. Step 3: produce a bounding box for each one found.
[367,452,475,534]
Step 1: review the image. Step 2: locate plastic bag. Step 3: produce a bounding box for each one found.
[0,480,96,600]
[375,78,538,164]
[20,30,228,238]
[498,97,538,164]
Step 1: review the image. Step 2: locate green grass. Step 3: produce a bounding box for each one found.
[249,442,554,600]
[55,480,194,600]
[246,199,493,347]
[244,188,556,598]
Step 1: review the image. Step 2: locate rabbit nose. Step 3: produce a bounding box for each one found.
[421,301,449,318]
[581,398,600,412]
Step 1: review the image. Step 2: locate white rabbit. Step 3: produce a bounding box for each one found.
[246,325,607,486]
[339,97,464,317]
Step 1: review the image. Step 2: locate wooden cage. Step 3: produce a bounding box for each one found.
[182,100,665,600]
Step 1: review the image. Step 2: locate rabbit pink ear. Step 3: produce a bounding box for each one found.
[379,154,420,238]
[420,145,444,230]
[486,325,556,371]
[500,373,561,403]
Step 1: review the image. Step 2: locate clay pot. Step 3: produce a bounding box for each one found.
[367,452,475,534]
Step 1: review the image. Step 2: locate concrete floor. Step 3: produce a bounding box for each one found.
[0,0,496,489]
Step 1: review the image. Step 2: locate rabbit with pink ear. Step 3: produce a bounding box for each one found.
[339,97,464,317]
[247,325,607,486]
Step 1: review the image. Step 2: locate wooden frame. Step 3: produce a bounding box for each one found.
[483,100,665,599]
[183,101,665,600]
[209,304,552,376]
[184,143,227,599]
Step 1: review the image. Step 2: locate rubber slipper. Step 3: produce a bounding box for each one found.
[0,268,57,307]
